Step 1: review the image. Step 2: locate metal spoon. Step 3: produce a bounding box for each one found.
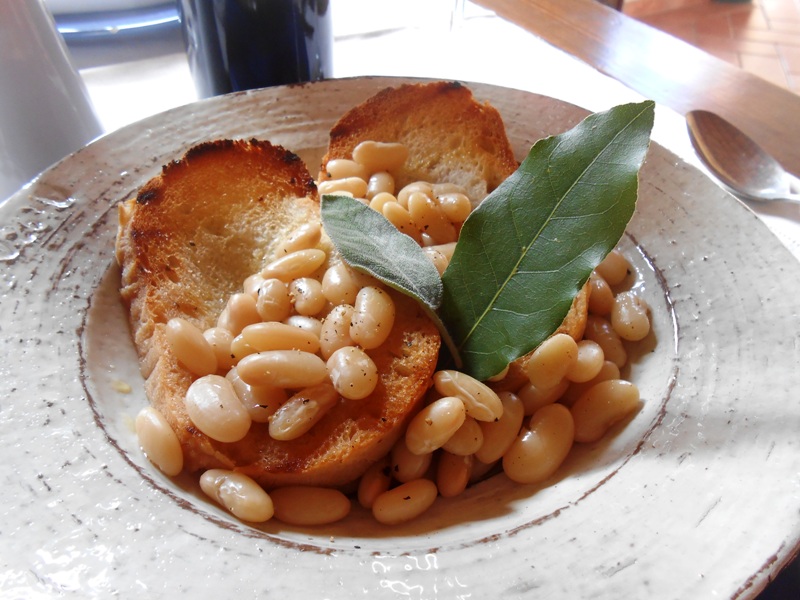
[685,109,800,204]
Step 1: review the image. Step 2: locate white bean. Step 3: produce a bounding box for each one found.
[357,458,392,509]
[135,406,183,476]
[236,350,328,388]
[571,379,640,443]
[391,438,432,483]
[326,346,378,400]
[372,479,438,525]
[226,367,286,423]
[352,141,409,173]
[405,395,466,455]
[270,486,351,526]
[502,403,574,484]
[523,333,578,390]
[261,249,327,281]
[475,391,525,464]
[255,278,292,322]
[611,290,651,341]
[184,375,251,443]
[436,452,473,498]
[165,317,217,376]
[432,370,503,422]
[268,383,339,441]
[442,416,483,456]
[200,469,273,523]
[350,286,395,349]
[319,304,355,360]
[274,221,322,256]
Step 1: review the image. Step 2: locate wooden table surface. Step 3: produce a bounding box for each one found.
[473,0,800,176]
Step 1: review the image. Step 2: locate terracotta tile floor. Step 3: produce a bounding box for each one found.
[623,0,800,93]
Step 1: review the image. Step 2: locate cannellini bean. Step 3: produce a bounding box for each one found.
[432,370,503,422]
[352,141,409,173]
[270,486,351,526]
[203,326,236,372]
[218,293,261,336]
[243,273,265,298]
[516,379,569,416]
[261,248,327,281]
[367,171,395,198]
[407,191,457,244]
[185,375,251,443]
[274,221,322,256]
[559,360,620,407]
[595,249,630,286]
[317,176,369,198]
[372,479,438,525]
[502,403,574,484]
[437,452,473,498]
[357,458,392,509]
[391,438,432,483]
[350,286,395,349]
[319,304,355,360]
[571,379,640,443]
[431,242,457,260]
[230,333,258,362]
[321,262,361,305]
[200,469,273,523]
[475,391,525,464]
[523,333,578,391]
[405,395,466,455]
[268,383,339,441]
[383,201,422,243]
[368,191,397,213]
[226,367,286,422]
[288,277,326,316]
[611,290,651,341]
[566,339,605,383]
[135,406,183,476]
[165,317,218,376]
[584,315,628,368]
[442,416,483,456]
[588,272,614,315]
[422,246,449,275]
[322,158,368,181]
[436,192,472,223]
[397,181,433,208]
[255,278,292,322]
[236,350,328,388]
[240,321,320,354]
[326,346,379,400]
[283,315,323,338]
[469,457,498,483]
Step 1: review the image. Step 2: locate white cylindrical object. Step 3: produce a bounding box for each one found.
[0,0,103,202]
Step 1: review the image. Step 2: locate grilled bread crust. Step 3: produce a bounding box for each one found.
[116,139,440,488]
[321,81,520,203]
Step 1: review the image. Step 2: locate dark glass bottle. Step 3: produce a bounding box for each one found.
[178,0,332,98]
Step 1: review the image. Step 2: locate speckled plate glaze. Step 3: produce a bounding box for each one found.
[1,77,798,599]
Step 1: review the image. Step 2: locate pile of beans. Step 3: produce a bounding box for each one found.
[134,140,652,527]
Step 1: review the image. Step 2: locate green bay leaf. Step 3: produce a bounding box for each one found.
[439,100,655,381]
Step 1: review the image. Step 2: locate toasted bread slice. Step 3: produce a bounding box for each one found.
[321,81,520,203]
[116,139,440,488]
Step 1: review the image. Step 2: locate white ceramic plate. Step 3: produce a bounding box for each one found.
[1,77,798,599]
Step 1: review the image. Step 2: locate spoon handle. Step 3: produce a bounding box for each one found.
[770,193,800,205]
